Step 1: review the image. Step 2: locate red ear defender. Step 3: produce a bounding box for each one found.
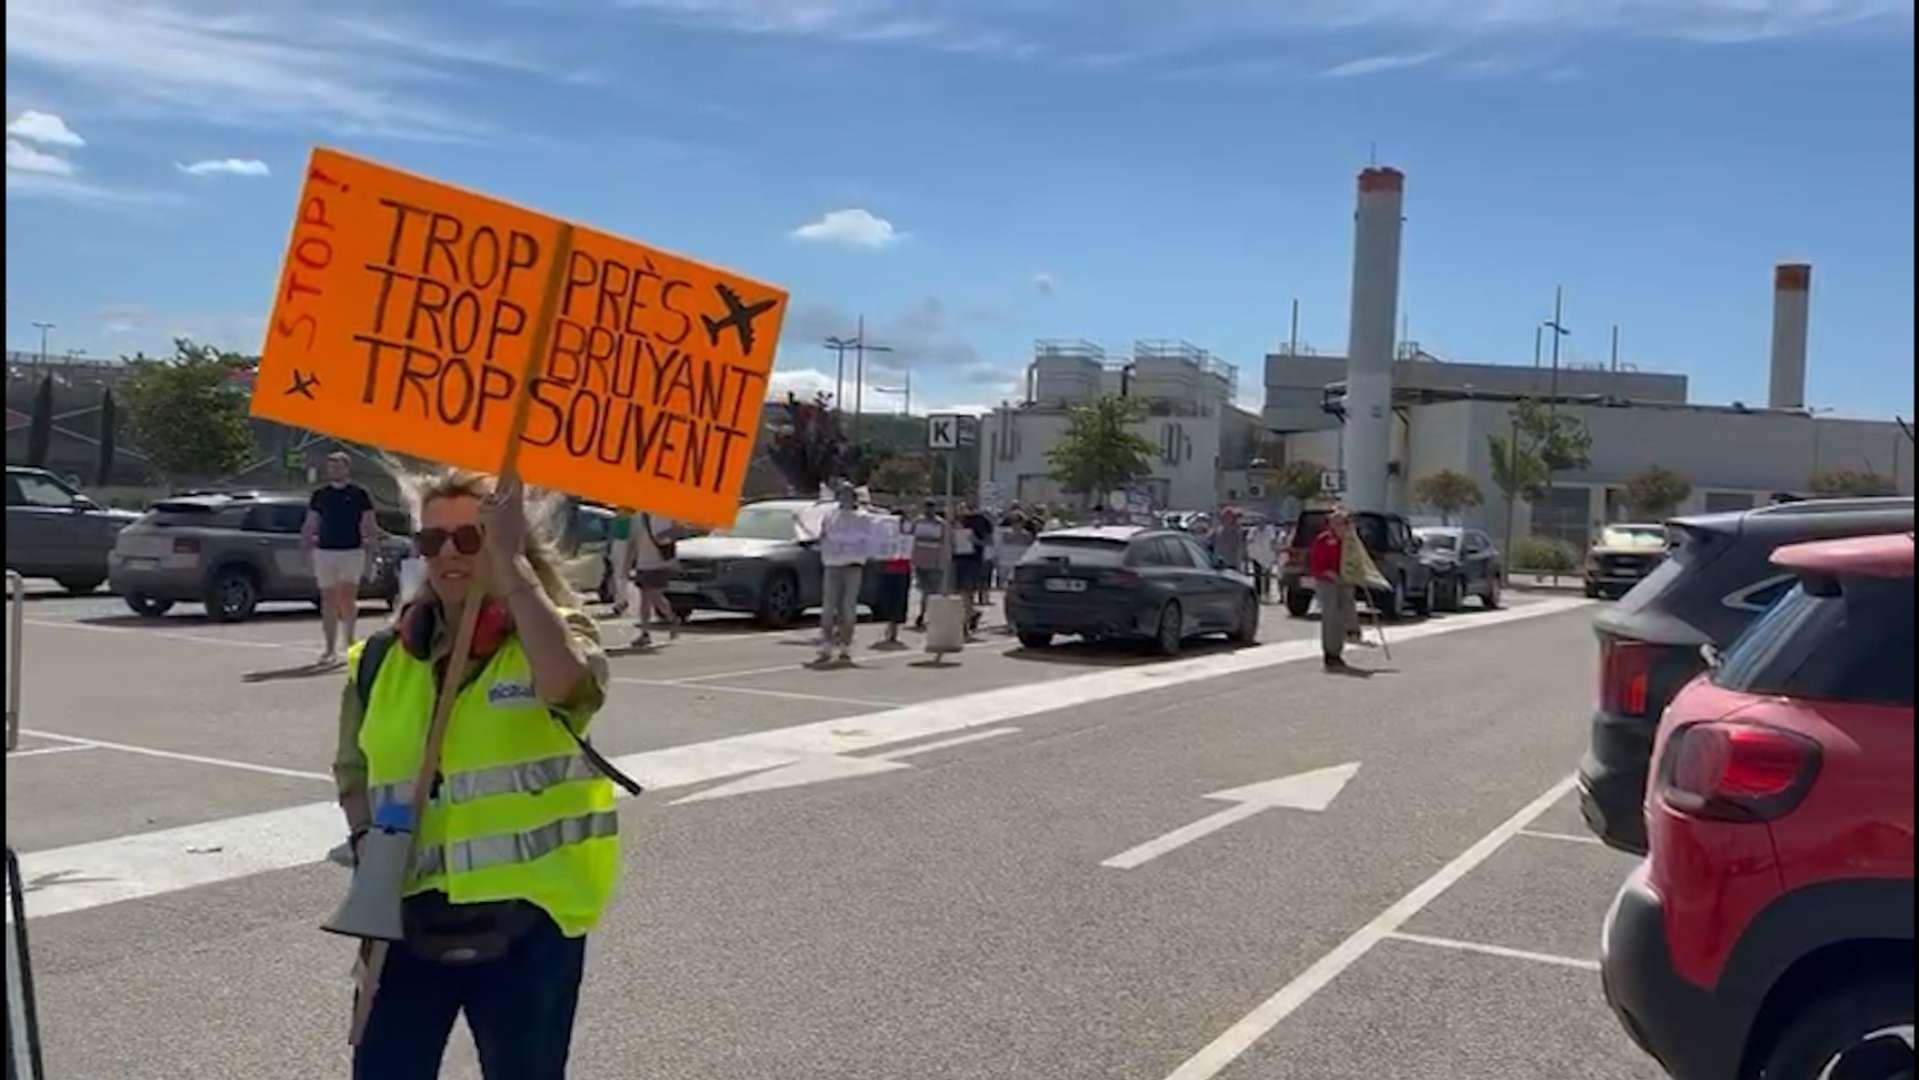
[399,598,511,659]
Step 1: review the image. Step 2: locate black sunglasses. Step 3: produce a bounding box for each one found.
[416,525,484,557]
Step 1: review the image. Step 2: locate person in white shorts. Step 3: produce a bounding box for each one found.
[302,451,377,665]
[630,511,682,648]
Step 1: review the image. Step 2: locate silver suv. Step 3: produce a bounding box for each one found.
[5,466,139,593]
[109,491,405,621]
[669,498,887,627]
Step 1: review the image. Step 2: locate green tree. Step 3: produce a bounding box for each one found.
[121,338,256,480]
[869,450,935,498]
[1489,422,1548,577]
[1412,469,1484,524]
[1045,395,1155,501]
[1808,468,1899,497]
[1622,465,1692,519]
[1271,459,1328,503]
[1514,398,1593,476]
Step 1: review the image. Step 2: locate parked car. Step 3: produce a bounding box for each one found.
[1005,525,1258,654]
[1600,530,1913,1080]
[1277,508,1434,619]
[1583,523,1669,599]
[666,498,884,627]
[108,492,405,621]
[1412,526,1503,611]
[4,466,140,593]
[1579,496,1913,854]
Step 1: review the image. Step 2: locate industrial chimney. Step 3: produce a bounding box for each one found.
[1343,166,1404,512]
[1768,263,1811,409]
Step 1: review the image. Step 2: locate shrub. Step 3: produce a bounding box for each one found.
[1511,536,1580,573]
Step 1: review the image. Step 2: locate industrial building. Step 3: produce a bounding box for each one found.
[979,340,1265,511]
[1270,248,1913,547]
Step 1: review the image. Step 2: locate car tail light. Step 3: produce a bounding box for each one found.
[1657,721,1821,822]
[172,538,201,555]
[1599,637,1654,716]
[1101,569,1141,587]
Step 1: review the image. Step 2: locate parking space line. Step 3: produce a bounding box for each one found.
[4,743,99,758]
[19,729,333,782]
[1517,828,1605,847]
[23,618,298,651]
[669,640,1021,685]
[609,677,892,709]
[1159,773,1578,1080]
[1384,930,1600,972]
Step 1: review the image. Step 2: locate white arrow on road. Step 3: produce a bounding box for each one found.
[671,727,1019,805]
[1100,762,1361,870]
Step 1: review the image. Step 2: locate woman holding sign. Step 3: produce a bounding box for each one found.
[332,470,615,1079]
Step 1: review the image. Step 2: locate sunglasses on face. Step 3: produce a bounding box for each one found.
[416,525,484,557]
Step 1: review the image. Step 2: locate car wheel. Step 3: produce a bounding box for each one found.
[125,594,174,618]
[756,572,800,629]
[1483,576,1502,609]
[1228,594,1258,644]
[1413,576,1435,617]
[1440,575,1461,612]
[1762,977,1911,1080]
[596,559,615,605]
[1153,601,1183,657]
[1284,587,1312,618]
[56,576,105,595]
[205,568,260,623]
[1382,577,1406,620]
[1017,630,1053,648]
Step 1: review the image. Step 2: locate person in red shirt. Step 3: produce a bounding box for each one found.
[1309,508,1360,670]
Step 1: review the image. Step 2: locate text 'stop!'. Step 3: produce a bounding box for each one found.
[252,147,787,529]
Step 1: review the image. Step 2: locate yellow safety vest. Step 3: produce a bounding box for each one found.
[350,635,618,938]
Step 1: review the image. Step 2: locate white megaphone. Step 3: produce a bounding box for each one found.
[322,802,414,942]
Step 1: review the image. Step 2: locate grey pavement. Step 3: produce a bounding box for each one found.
[6,585,1659,1079]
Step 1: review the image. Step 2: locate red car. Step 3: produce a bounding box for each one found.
[1601,531,1914,1080]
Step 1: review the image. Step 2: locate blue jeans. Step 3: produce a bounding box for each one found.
[354,910,585,1080]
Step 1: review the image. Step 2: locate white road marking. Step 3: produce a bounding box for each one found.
[1517,828,1606,847]
[669,729,1021,806]
[609,677,892,709]
[18,729,332,782]
[17,598,1590,921]
[4,743,98,758]
[1101,763,1361,870]
[1159,773,1579,1080]
[1384,930,1600,972]
[23,618,295,651]
[670,639,1020,685]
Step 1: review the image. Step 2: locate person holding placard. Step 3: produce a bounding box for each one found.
[333,470,613,1079]
[816,480,877,664]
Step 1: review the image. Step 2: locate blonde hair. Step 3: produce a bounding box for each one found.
[390,464,578,610]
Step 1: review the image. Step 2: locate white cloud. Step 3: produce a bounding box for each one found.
[790,208,903,249]
[3,1,551,140]
[1032,272,1058,297]
[1321,49,1446,78]
[177,158,270,177]
[6,109,83,147]
[6,137,72,176]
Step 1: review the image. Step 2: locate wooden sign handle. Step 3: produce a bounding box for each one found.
[350,222,577,1046]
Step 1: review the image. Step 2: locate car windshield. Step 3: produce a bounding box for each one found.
[713,505,798,541]
[1599,526,1665,549]
[1417,532,1457,551]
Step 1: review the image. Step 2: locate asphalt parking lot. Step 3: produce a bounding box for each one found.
[7,581,1667,1079]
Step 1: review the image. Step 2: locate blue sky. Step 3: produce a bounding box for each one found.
[6,0,1914,420]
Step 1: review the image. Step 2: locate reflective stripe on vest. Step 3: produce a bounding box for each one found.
[412,810,618,879]
[371,753,599,815]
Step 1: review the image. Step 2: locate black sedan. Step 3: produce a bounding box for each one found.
[1412,526,1504,611]
[1005,526,1258,655]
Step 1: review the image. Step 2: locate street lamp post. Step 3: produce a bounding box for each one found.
[1542,287,1570,404]
[31,322,55,364]
[849,315,892,442]
[823,336,857,414]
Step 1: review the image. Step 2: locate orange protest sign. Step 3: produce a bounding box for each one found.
[252,148,786,528]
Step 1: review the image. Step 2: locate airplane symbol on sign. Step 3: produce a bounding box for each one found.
[700,283,779,356]
[285,369,320,399]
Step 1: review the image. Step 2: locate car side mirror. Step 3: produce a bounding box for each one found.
[71,497,98,512]
[1700,643,1721,671]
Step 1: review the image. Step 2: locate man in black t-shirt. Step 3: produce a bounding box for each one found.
[302,451,376,665]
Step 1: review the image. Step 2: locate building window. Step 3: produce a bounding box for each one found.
[1704,491,1755,514]
[1532,485,1593,549]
